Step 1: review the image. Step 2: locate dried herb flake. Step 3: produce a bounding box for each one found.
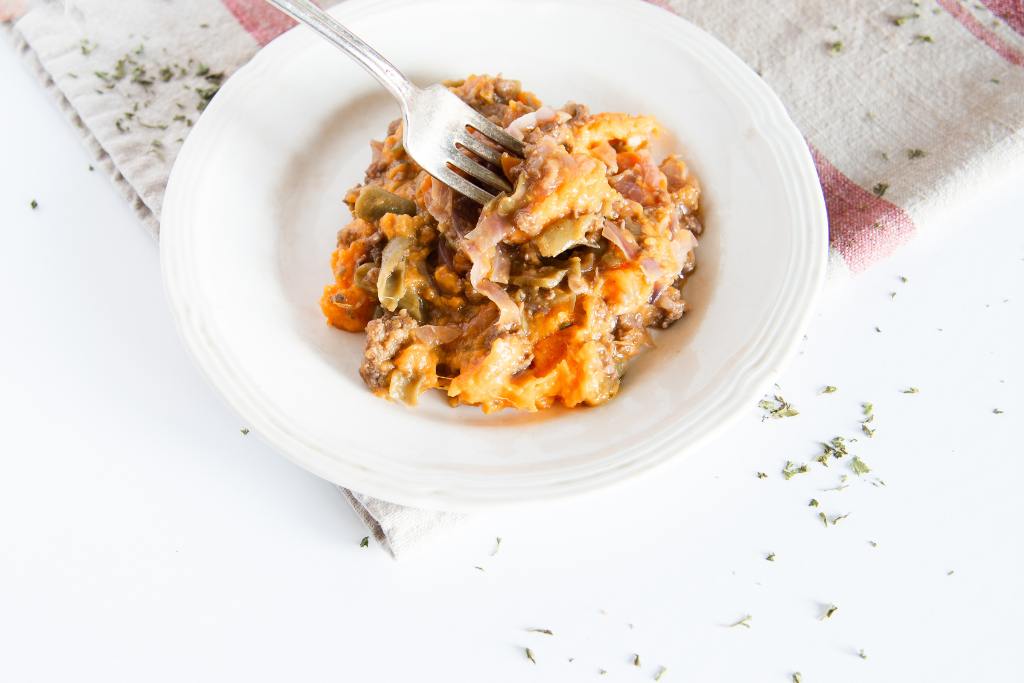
[730,614,753,629]
[851,456,871,475]
[872,182,889,197]
[525,648,536,664]
[821,385,838,394]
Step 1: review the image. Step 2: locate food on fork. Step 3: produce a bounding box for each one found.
[321,74,702,413]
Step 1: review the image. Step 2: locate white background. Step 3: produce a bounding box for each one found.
[2,43,1023,682]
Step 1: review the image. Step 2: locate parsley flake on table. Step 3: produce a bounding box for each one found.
[809,498,819,507]
[792,673,802,683]
[913,33,934,43]
[851,456,871,475]
[491,537,502,556]
[359,536,369,548]
[766,552,776,562]
[868,540,878,547]
[831,513,851,525]
[525,648,536,664]
[859,649,868,659]
[527,628,554,635]
[819,512,828,527]
[756,472,768,479]
[240,427,249,435]
[820,604,839,620]
[821,385,838,394]
[861,423,876,438]
[729,615,753,628]
[783,461,809,480]
[827,40,844,53]
[30,199,38,210]
[654,666,668,681]
[907,148,927,159]
[759,394,799,419]
[872,182,889,197]
[902,387,920,394]
[633,653,641,667]
[993,408,1004,414]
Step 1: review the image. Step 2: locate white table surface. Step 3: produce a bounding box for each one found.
[2,42,1022,682]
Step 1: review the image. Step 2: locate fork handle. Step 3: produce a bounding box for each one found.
[264,0,416,104]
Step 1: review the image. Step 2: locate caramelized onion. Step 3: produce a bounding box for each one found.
[639,257,662,283]
[601,219,641,261]
[476,279,521,327]
[413,324,462,345]
[506,105,557,141]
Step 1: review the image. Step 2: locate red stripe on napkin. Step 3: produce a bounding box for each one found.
[222,0,297,46]
[982,0,1024,38]
[810,147,916,273]
[938,0,1024,66]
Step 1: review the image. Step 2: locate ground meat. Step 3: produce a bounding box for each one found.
[359,311,418,392]
[651,286,686,328]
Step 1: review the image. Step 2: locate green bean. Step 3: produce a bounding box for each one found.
[355,186,417,221]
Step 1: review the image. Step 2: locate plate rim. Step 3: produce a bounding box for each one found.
[160,0,828,510]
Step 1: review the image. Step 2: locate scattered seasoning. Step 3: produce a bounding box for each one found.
[868,540,878,547]
[491,537,502,556]
[759,394,799,419]
[890,291,897,299]
[892,12,920,25]
[240,427,249,435]
[822,436,848,459]
[88,164,95,172]
[821,604,839,620]
[993,408,1004,414]
[633,654,641,667]
[875,326,882,333]
[474,566,485,572]
[199,22,210,28]
[831,513,851,525]
[862,402,873,418]
[912,33,934,43]
[907,148,927,159]
[881,151,890,161]
[809,498,819,507]
[819,512,828,527]
[859,649,868,660]
[30,199,38,210]
[766,552,776,562]
[792,674,802,683]
[756,472,768,479]
[900,275,908,283]
[67,72,78,79]
[851,456,871,475]
[990,78,1001,84]
[861,423,876,438]
[527,628,554,635]
[115,118,128,133]
[730,615,753,629]
[902,387,920,394]
[821,385,838,394]
[783,461,809,480]
[359,536,369,548]
[654,666,668,681]
[872,182,889,197]
[525,648,536,664]
[599,669,607,675]
[826,40,844,53]
[80,38,97,56]
[947,570,955,576]
[816,453,830,467]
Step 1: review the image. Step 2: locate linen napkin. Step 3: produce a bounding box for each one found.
[6,0,1022,556]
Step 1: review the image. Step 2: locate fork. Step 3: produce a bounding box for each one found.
[264,0,525,205]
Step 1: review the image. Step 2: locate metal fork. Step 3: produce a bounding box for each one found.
[264,0,524,205]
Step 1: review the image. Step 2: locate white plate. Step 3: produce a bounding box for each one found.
[161,0,827,510]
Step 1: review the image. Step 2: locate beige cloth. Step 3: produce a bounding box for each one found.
[6,0,1023,556]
